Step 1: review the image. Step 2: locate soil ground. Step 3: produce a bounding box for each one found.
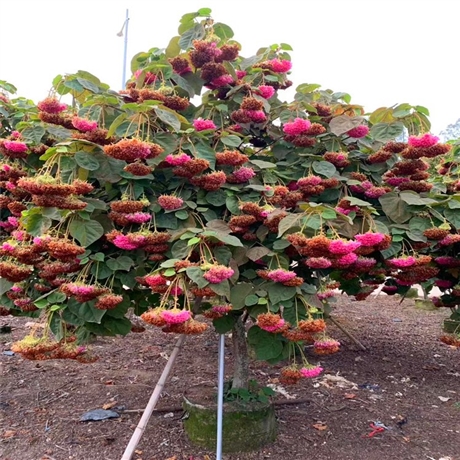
[1,295,459,460]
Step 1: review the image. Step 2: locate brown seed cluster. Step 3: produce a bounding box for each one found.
[216,150,248,166]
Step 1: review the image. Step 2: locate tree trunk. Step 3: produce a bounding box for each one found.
[231,315,249,390]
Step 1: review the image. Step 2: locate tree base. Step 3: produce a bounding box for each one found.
[182,385,277,453]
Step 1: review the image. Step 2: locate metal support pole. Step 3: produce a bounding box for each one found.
[122,9,129,89]
[216,334,225,460]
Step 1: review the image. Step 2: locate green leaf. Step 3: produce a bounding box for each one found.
[171,240,190,259]
[312,160,337,177]
[22,211,52,236]
[370,122,405,142]
[379,192,412,224]
[154,106,182,131]
[179,23,206,50]
[329,115,362,136]
[106,256,134,271]
[85,316,132,336]
[220,134,241,147]
[209,279,231,298]
[247,326,283,361]
[267,284,297,304]
[399,191,437,206]
[444,208,460,228]
[69,218,104,247]
[92,152,124,183]
[67,299,105,323]
[213,246,232,265]
[230,283,254,310]
[277,213,304,237]
[21,125,45,144]
[0,279,13,296]
[76,77,100,93]
[153,133,179,154]
[194,141,216,170]
[206,190,227,206]
[245,295,259,306]
[246,246,271,261]
[201,230,243,247]
[213,22,234,41]
[74,151,100,171]
[186,266,209,288]
[156,213,178,229]
[250,159,276,169]
[212,315,236,334]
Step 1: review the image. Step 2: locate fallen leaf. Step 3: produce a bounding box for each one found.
[438,396,451,402]
[102,401,117,410]
[134,450,143,455]
[313,422,328,431]
[344,393,356,399]
[3,430,16,438]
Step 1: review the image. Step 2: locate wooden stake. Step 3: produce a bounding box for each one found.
[121,335,186,460]
[329,316,367,351]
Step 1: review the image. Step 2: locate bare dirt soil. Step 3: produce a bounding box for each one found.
[1,295,459,460]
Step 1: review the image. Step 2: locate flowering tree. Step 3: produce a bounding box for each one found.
[1,8,459,387]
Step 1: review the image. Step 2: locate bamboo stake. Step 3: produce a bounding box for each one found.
[328,316,367,351]
[121,335,186,460]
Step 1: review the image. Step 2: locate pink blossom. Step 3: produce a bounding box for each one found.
[11,230,26,241]
[364,186,388,199]
[209,75,234,87]
[335,205,359,216]
[336,252,358,266]
[329,239,361,255]
[1,242,15,252]
[161,309,191,324]
[408,133,439,148]
[347,125,369,138]
[72,117,98,132]
[246,110,267,123]
[232,167,256,182]
[144,274,167,287]
[134,69,157,84]
[170,286,183,296]
[3,140,28,153]
[354,232,385,246]
[11,131,21,139]
[125,212,151,224]
[317,290,335,300]
[300,365,323,378]
[203,265,235,283]
[387,256,416,268]
[158,195,183,210]
[283,118,311,136]
[314,339,340,350]
[7,216,18,227]
[434,256,460,267]
[259,318,286,333]
[165,153,192,166]
[268,59,292,73]
[297,175,322,187]
[211,305,232,314]
[5,182,16,191]
[37,98,67,113]
[33,236,51,246]
[67,283,95,296]
[385,177,410,187]
[236,70,247,79]
[306,257,332,269]
[439,234,460,246]
[256,85,275,99]
[354,257,377,270]
[267,269,297,283]
[1,164,11,171]
[113,234,146,250]
[435,279,453,288]
[11,285,23,293]
[193,118,217,131]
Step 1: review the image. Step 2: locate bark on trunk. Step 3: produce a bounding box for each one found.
[231,315,249,390]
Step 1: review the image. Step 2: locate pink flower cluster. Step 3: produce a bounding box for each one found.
[3,140,28,153]
[408,133,439,148]
[387,256,416,268]
[256,85,275,99]
[158,195,183,211]
[144,274,167,287]
[259,318,286,333]
[299,365,323,378]
[329,239,361,255]
[113,234,146,250]
[268,58,292,73]
[283,118,311,136]
[306,257,332,269]
[134,69,157,84]
[193,118,217,131]
[66,283,96,296]
[125,212,152,224]
[267,269,297,283]
[232,167,256,182]
[161,309,191,324]
[1,242,15,252]
[297,175,322,187]
[72,117,98,132]
[347,125,369,138]
[336,252,358,266]
[165,153,192,166]
[203,265,235,283]
[354,232,385,246]
[209,75,234,87]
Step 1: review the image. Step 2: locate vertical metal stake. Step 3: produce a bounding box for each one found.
[216,334,225,460]
[122,9,129,88]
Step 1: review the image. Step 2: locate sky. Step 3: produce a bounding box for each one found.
[0,0,458,134]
